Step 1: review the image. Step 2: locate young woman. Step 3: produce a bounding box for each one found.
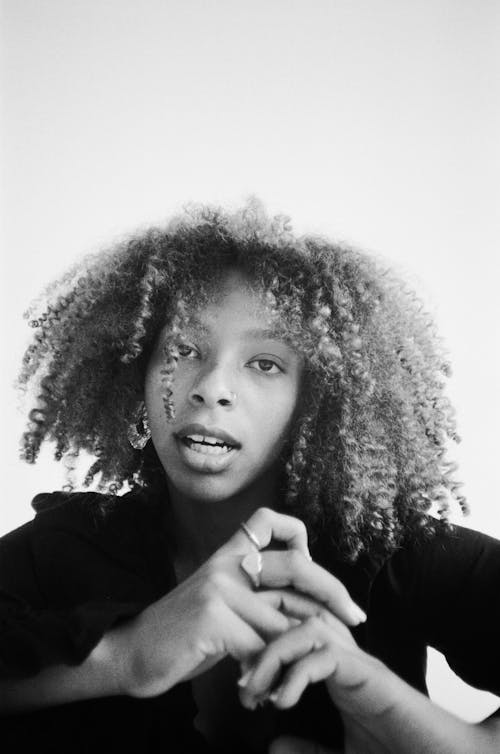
[1,202,499,753]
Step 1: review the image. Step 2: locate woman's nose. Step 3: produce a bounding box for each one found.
[188,367,237,409]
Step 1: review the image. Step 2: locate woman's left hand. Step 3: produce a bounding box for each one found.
[238,614,500,753]
[238,611,392,718]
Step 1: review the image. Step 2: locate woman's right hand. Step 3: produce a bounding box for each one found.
[106,507,366,699]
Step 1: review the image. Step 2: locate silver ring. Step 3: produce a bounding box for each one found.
[240,551,263,589]
[239,522,262,551]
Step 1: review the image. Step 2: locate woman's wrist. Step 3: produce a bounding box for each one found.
[96,605,185,699]
[88,623,135,698]
[0,630,134,715]
[91,611,166,699]
[326,652,499,754]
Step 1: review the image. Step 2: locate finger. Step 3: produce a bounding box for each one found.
[200,601,267,669]
[220,507,310,558]
[228,585,342,649]
[270,735,338,754]
[258,589,346,629]
[269,646,337,708]
[183,606,266,682]
[239,617,333,703]
[260,550,366,626]
[227,583,293,639]
[274,647,392,715]
[252,624,394,718]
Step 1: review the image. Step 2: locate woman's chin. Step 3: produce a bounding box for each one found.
[165,473,247,505]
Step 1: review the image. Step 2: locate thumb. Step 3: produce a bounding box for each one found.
[269,735,338,754]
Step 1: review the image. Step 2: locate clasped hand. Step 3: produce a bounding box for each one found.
[110,507,365,702]
[105,507,495,754]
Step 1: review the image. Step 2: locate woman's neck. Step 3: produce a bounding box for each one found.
[165,469,281,572]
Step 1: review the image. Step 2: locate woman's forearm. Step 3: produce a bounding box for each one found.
[346,671,500,754]
[0,622,136,714]
[240,616,500,754]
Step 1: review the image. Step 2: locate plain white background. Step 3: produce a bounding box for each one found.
[1,0,499,723]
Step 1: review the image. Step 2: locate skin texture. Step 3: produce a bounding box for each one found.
[145,270,303,508]
[142,272,499,752]
[0,507,365,715]
[1,275,367,731]
[8,203,497,750]
[239,611,500,753]
[19,201,467,562]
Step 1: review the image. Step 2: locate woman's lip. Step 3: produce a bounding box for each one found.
[175,436,238,473]
[175,423,241,448]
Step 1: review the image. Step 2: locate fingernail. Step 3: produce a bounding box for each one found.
[268,691,280,704]
[350,603,367,623]
[237,669,253,688]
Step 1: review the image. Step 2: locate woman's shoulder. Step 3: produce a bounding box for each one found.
[391,520,500,580]
[1,488,167,598]
[0,489,167,678]
[30,487,158,516]
[373,520,500,622]
[24,487,162,539]
[366,521,500,695]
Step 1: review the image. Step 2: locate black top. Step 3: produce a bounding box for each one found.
[1,490,499,753]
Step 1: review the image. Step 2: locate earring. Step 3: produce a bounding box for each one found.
[128,402,151,450]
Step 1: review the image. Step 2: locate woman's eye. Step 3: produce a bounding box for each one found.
[177,343,198,359]
[248,358,282,374]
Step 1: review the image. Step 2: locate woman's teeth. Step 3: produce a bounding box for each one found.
[184,435,233,455]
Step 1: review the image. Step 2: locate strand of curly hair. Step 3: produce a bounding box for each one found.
[18,200,467,561]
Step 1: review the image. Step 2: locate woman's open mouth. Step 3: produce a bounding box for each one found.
[181,434,235,456]
[174,425,241,472]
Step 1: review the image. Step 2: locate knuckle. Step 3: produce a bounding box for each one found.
[198,580,217,604]
[196,583,225,624]
[314,606,331,623]
[204,567,229,594]
[294,518,307,536]
[202,597,223,623]
[306,615,323,632]
[202,559,218,583]
[198,565,226,599]
[253,506,273,525]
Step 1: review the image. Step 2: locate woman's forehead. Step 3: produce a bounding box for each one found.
[204,267,260,300]
[150,269,294,350]
[194,268,270,317]
[154,267,302,349]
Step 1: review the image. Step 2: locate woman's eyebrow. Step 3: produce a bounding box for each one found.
[185,320,210,336]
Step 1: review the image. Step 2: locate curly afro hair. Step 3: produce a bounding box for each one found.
[18,200,467,561]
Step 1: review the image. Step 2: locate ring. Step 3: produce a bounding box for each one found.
[240,551,263,589]
[239,522,262,551]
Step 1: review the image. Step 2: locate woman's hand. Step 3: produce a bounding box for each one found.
[105,507,366,699]
[238,610,375,714]
[239,615,500,753]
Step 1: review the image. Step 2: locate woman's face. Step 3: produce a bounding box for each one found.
[145,270,303,504]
